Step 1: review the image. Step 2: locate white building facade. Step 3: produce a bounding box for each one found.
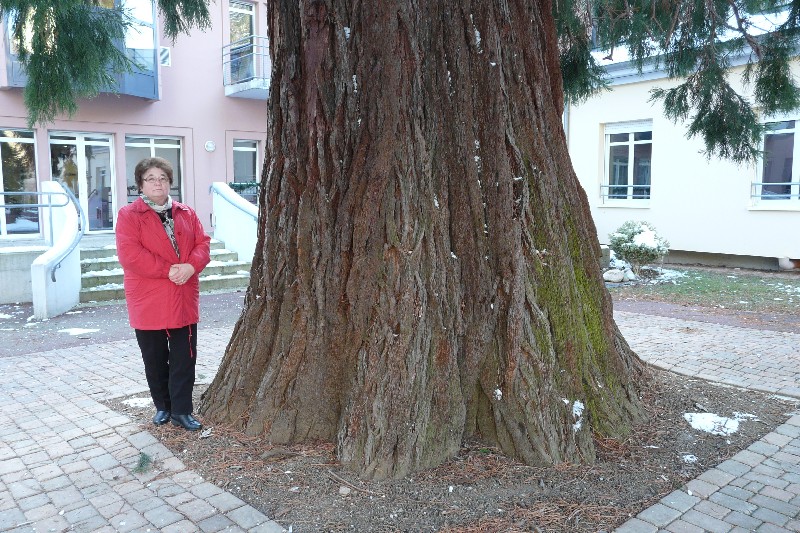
[566,59,800,269]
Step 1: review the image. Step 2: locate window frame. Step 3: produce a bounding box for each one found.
[752,118,800,210]
[124,136,184,204]
[601,120,653,207]
[0,128,39,238]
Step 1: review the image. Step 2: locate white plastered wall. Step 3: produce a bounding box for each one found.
[567,62,800,260]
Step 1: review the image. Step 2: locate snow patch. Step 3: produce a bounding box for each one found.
[0,313,11,319]
[572,400,585,432]
[493,388,502,401]
[683,412,756,436]
[682,454,698,464]
[58,328,100,336]
[343,26,351,40]
[122,397,152,408]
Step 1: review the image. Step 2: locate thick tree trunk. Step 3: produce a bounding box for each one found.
[201,0,645,480]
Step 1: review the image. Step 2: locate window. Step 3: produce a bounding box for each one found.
[229,1,256,83]
[603,121,652,202]
[755,120,799,202]
[232,139,259,203]
[0,129,38,237]
[125,136,182,203]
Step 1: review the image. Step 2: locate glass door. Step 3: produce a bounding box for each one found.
[49,133,116,232]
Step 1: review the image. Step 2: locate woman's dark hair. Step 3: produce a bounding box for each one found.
[134,157,174,191]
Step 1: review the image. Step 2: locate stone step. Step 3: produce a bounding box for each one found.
[81,260,250,288]
[80,238,226,261]
[79,273,250,303]
[81,247,239,273]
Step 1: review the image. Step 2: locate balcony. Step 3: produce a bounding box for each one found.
[222,35,270,100]
[2,21,159,99]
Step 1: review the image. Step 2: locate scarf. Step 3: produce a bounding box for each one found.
[141,194,180,257]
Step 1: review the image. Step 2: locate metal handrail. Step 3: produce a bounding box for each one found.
[0,188,85,280]
[50,185,86,282]
[209,182,258,221]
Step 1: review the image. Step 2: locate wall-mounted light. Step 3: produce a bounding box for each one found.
[204,141,216,152]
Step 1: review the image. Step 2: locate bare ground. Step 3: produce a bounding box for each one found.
[105,294,800,533]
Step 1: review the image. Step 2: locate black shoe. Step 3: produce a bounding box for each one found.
[171,414,202,431]
[152,410,171,425]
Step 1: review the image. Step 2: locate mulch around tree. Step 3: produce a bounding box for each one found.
[107,365,799,532]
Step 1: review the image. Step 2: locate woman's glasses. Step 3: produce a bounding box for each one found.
[143,177,170,184]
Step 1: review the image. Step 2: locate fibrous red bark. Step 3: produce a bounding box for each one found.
[201,0,645,480]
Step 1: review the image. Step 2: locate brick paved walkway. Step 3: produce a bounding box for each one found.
[615,311,800,533]
[0,311,797,532]
[0,327,282,532]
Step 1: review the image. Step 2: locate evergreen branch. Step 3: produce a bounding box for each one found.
[157,0,210,41]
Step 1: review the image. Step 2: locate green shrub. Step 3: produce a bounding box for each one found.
[608,221,669,274]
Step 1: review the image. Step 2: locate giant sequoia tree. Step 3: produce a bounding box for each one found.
[6,0,800,479]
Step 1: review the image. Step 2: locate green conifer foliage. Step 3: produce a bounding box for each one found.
[553,0,800,162]
[4,0,800,162]
[0,0,210,124]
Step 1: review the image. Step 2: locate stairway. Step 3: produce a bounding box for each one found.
[79,238,251,303]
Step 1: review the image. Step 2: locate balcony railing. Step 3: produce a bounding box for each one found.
[222,35,270,100]
[751,181,800,200]
[600,184,651,201]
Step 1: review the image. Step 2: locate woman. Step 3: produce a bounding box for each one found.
[116,157,210,431]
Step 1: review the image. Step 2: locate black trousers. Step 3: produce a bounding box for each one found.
[135,324,197,415]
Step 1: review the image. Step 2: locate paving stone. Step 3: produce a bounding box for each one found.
[173,470,205,486]
[63,503,101,523]
[720,485,755,501]
[189,481,224,499]
[17,493,50,513]
[198,513,237,532]
[709,491,757,514]
[109,508,151,532]
[752,507,790,527]
[754,524,791,532]
[694,499,732,520]
[206,491,246,513]
[48,487,84,508]
[40,475,72,491]
[750,493,800,516]
[29,463,63,482]
[140,442,176,462]
[682,509,734,531]
[698,469,736,489]
[0,509,28,531]
[0,459,25,476]
[760,485,794,502]
[143,504,184,528]
[228,504,272,530]
[7,478,41,501]
[127,431,159,449]
[88,453,121,471]
[663,518,706,532]
[637,503,681,527]
[74,514,110,531]
[176,497,217,521]
[686,478,720,498]
[27,514,71,533]
[723,510,763,530]
[747,441,781,456]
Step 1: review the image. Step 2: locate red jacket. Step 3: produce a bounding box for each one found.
[116,198,211,330]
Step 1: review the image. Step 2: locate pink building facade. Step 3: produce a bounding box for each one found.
[0,0,269,239]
